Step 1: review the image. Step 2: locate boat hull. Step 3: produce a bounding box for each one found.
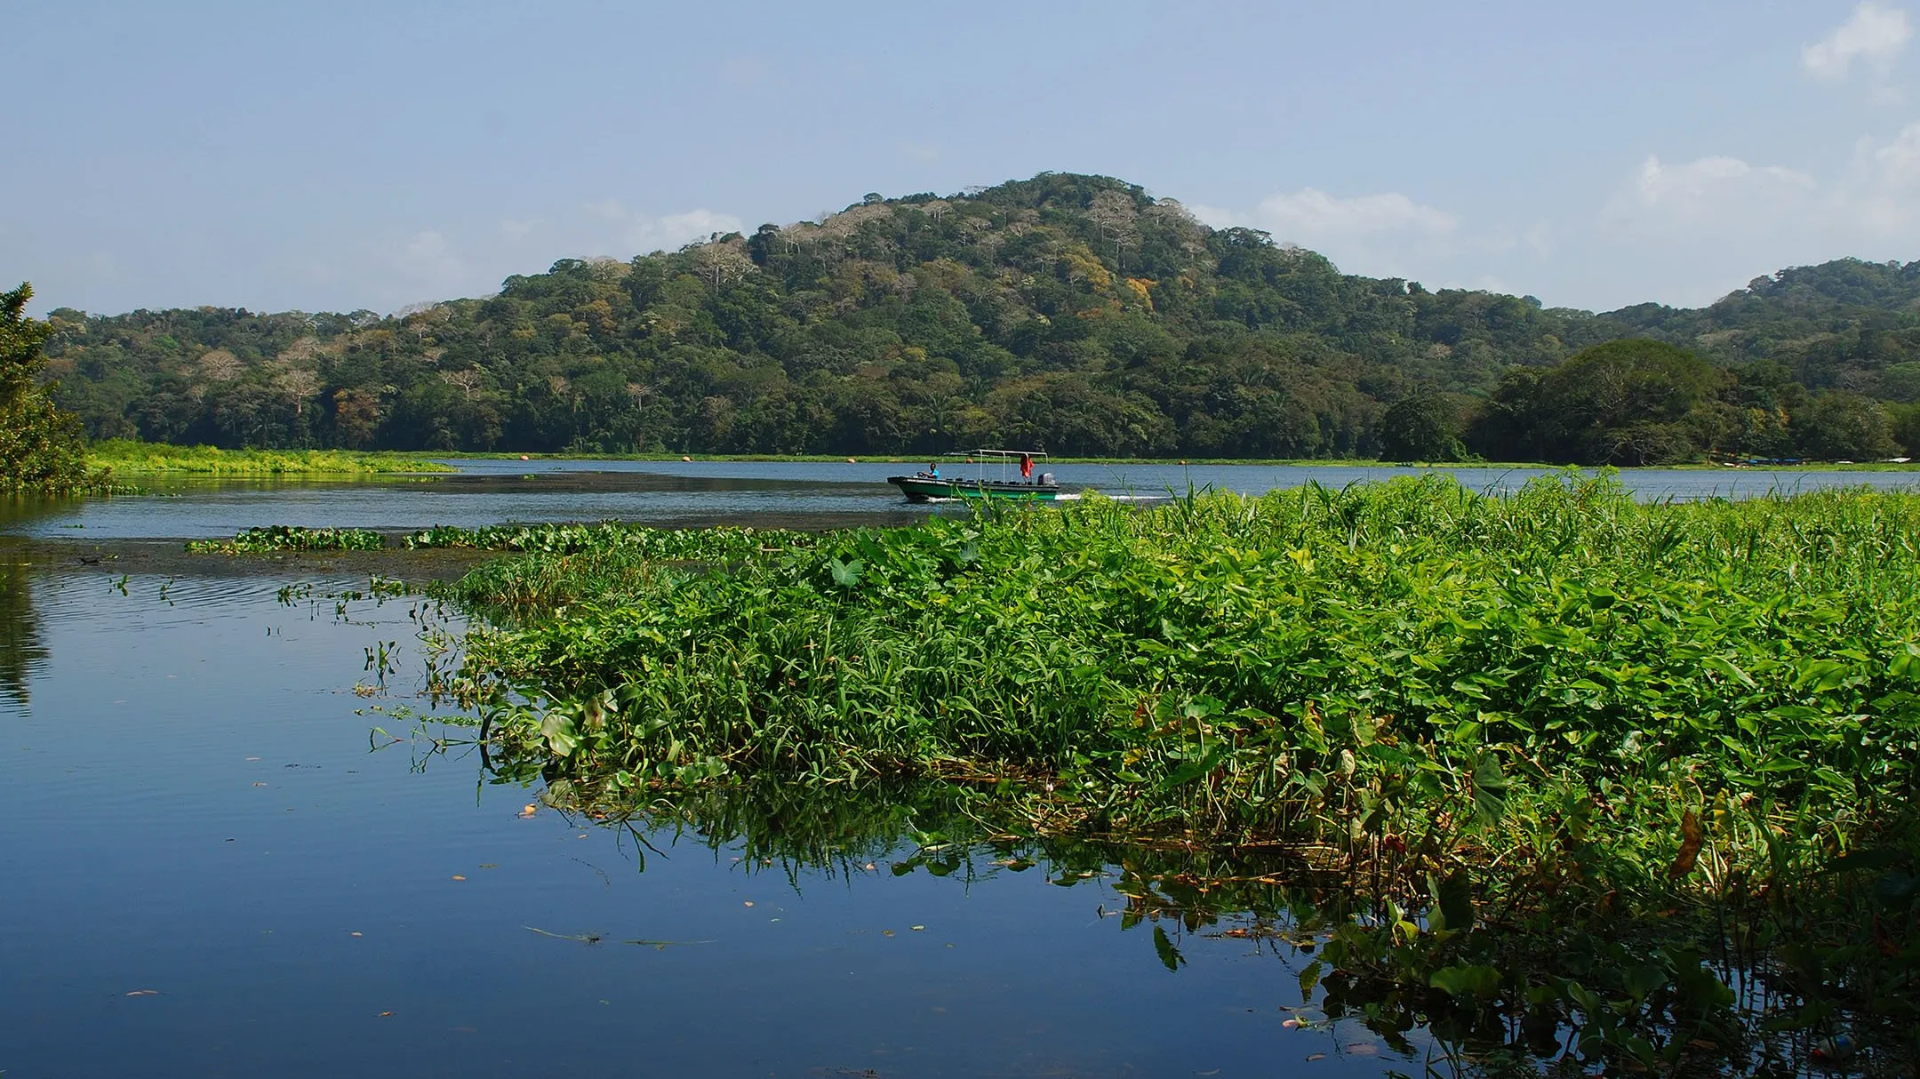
[888,476,1059,502]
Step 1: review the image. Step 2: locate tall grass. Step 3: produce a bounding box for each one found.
[88,439,451,474]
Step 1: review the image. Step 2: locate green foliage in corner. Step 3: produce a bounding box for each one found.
[1,282,95,495]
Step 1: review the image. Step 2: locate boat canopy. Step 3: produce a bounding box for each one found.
[942,449,1049,460]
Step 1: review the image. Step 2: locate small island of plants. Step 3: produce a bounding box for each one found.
[413,476,1919,1071]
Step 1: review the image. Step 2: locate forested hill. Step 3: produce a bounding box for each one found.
[33,172,1920,461]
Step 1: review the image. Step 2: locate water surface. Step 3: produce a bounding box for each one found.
[0,554,1412,1077]
[5,458,1913,541]
[3,459,1909,1076]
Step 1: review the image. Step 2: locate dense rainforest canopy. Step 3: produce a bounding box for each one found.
[33,173,1920,463]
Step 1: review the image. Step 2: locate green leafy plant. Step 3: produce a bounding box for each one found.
[186,525,386,553]
[431,474,1920,1070]
[2,282,99,495]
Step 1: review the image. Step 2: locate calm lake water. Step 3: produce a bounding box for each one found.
[2,460,1910,1076]
[3,458,1915,540]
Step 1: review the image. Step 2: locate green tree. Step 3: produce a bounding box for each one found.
[1,283,93,494]
[1794,391,1898,461]
[1377,394,1464,461]
[1472,339,1725,465]
[1888,401,1920,458]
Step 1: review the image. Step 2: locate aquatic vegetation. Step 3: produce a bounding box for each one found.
[416,522,811,609]
[88,440,451,475]
[186,525,386,553]
[404,520,796,558]
[441,474,1920,1071]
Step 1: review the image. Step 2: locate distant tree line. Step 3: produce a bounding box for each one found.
[34,173,1920,464]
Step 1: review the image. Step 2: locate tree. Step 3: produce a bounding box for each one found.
[34,174,1920,463]
[1087,190,1139,272]
[1377,395,1464,461]
[1480,339,1726,465]
[689,236,754,293]
[1795,391,1898,461]
[1,283,92,494]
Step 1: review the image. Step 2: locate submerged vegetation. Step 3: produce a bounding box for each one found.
[90,439,450,475]
[424,476,1919,1072]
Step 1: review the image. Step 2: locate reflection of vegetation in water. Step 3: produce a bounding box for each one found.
[0,559,46,707]
[426,476,1920,1074]
[499,775,1913,1077]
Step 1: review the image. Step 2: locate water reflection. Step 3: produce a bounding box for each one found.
[0,554,46,707]
[469,766,1914,1078]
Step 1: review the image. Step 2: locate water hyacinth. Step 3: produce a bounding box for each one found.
[438,474,1920,1068]
[185,525,386,553]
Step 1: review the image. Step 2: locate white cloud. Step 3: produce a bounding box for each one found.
[1585,131,1920,305]
[583,200,742,255]
[1804,3,1911,82]
[1189,186,1496,292]
[1833,120,1920,227]
[1192,188,1458,241]
[389,230,467,290]
[499,217,539,239]
[1864,119,1920,184]
[1255,188,1459,239]
[1602,155,1815,238]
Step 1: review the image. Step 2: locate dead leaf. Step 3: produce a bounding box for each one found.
[125,989,159,997]
[743,901,754,907]
[451,875,466,881]
[517,804,537,818]
[378,1011,393,1018]
[1668,810,1705,879]
[350,931,363,938]
[1346,1043,1378,1056]
[1305,1053,1326,1062]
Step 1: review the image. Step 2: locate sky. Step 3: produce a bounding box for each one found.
[7,0,1920,316]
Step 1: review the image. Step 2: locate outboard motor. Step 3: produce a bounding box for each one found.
[1039,471,1055,486]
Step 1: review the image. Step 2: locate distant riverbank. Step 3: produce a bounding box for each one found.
[74,440,1920,479]
[86,440,453,475]
[431,449,1920,471]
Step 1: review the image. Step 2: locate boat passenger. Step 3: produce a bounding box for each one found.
[928,462,940,479]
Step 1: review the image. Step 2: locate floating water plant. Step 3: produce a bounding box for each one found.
[186,525,386,553]
[433,474,1920,1071]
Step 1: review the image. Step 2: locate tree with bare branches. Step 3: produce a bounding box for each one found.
[690,236,754,293]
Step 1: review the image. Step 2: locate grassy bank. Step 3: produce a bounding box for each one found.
[433,475,1920,1069]
[87,440,452,475]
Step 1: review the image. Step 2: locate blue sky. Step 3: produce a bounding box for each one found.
[7,1,1920,315]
